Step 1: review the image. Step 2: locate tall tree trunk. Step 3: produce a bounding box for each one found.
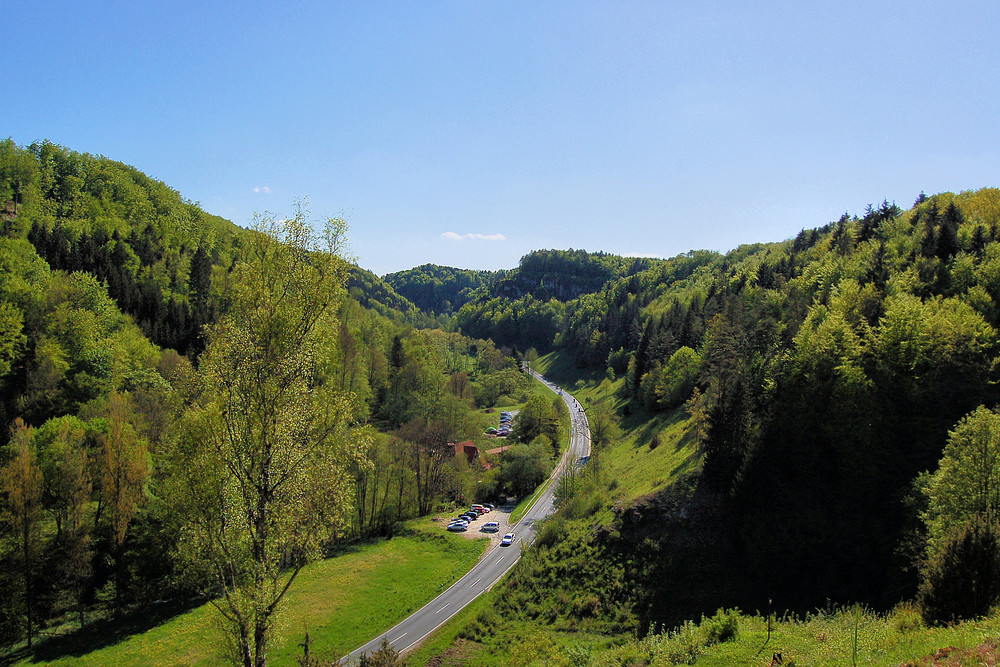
[254,619,268,667]
[23,516,32,648]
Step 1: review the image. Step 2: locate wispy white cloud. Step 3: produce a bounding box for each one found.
[441,232,506,241]
[623,252,660,258]
[253,186,272,194]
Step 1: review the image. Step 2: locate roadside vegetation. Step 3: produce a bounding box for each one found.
[415,599,1000,666]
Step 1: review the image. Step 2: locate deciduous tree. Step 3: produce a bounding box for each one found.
[170,205,367,667]
[921,406,1000,552]
[0,419,42,647]
[96,392,150,610]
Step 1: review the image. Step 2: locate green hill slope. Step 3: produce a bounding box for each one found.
[419,189,1000,664]
[383,263,497,316]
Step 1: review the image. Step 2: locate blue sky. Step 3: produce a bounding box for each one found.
[5,2,998,275]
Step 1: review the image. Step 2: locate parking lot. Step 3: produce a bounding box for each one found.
[436,502,516,550]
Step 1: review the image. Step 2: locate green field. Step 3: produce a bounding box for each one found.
[14,521,487,666]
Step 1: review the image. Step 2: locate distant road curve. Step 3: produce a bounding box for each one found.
[341,370,590,664]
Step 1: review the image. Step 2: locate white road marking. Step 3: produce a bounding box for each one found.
[436,603,450,614]
[495,556,504,564]
[392,633,407,644]
[470,577,482,587]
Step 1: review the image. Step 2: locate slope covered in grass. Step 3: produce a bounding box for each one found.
[14,522,486,666]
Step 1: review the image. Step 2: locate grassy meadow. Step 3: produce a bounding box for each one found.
[532,351,700,508]
[11,521,486,666]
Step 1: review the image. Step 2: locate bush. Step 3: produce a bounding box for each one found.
[458,607,500,643]
[565,642,592,666]
[533,517,568,549]
[648,619,704,663]
[919,513,1000,625]
[890,601,924,634]
[701,607,739,644]
[358,637,404,666]
[562,493,603,520]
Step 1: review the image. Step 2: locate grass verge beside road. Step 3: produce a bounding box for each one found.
[508,478,548,525]
[507,371,574,526]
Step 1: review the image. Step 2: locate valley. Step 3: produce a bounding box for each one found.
[2,140,1000,665]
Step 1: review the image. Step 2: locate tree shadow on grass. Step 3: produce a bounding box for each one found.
[1,597,206,666]
[2,535,401,666]
[626,405,687,450]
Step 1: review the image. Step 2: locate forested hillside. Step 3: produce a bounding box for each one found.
[449,190,1000,650]
[383,263,496,316]
[454,248,679,352]
[0,140,542,662]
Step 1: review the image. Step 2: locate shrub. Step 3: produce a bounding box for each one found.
[534,517,568,549]
[652,619,704,663]
[890,601,924,634]
[458,607,500,643]
[358,637,404,666]
[565,642,592,666]
[701,607,740,644]
[918,513,1000,625]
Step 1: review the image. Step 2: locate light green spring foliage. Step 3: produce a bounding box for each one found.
[169,205,372,666]
[922,406,1000,553]
[0,300,25,379]
[652,346,701,409]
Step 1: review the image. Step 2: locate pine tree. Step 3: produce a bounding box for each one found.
[936,202,962,261]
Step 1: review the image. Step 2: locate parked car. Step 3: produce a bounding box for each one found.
[500,532,515,546]
[481,521,500,532]
[459,513,478,522]
[447,523,467,532]
[472,504,490,513]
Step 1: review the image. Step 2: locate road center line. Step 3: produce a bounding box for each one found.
[392,632,407,644]
[470,577,482,587]
[495,556,504,564]
[436,603,450,614]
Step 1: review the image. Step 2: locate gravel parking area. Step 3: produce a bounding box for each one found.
[434,503,516,551]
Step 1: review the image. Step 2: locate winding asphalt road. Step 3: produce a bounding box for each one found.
[341,371,591,664]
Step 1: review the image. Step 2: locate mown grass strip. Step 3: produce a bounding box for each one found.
[508,373,575,526]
